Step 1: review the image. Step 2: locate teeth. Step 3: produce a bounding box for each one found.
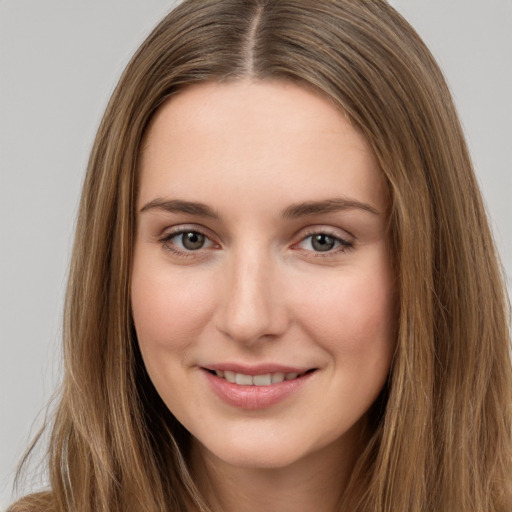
[224,370,236,383]
[253,374,272,386]
[235,373,253,385]
[271,372,285,384]
[213,370,305,386]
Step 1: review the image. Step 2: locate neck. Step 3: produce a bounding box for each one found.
[188,428,364,512]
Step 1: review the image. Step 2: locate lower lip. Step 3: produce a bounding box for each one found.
[203,369,315,410]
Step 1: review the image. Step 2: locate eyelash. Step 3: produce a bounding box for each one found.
[158,227,354,259]
[297,228,354,257]
[159,228,214,259]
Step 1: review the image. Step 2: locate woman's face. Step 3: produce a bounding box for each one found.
[132,80,396,471]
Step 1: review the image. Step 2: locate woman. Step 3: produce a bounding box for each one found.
[10,0,512,511]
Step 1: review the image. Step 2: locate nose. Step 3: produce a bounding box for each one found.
[215,248,289,345]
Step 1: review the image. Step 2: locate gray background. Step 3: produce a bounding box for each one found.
[1,0,511,508]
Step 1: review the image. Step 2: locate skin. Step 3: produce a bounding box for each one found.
[131,79,396,512]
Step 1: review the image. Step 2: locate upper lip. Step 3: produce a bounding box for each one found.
[202,363,315,375]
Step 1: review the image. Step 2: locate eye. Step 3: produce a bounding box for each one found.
[160,229,215,254]
[297,232,353,254]
[178,231,207,250]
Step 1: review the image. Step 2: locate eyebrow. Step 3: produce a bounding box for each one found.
[140,198,220,218]
[139,197,380,218]
[282,198,380,218]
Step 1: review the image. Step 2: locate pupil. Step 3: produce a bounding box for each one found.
[182,232,205,250]
[312,234,335,252]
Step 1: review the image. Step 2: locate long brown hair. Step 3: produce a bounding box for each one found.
[11,1,512,510]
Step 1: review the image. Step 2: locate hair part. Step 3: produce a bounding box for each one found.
[11,1,512,511]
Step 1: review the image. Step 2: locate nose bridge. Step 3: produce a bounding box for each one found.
[216,243,286,344]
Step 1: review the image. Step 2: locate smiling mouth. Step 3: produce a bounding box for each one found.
[204,368,316,386]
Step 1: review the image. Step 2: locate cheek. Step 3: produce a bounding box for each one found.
[131,257,215,354]
[292,260,396,365]
[130,256,218,414]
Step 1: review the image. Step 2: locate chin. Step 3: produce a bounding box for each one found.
[190,422,348,472]
[207,442,307,470]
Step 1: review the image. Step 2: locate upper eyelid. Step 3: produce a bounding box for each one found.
[161,224,214,239]
[160,224,352,240]
[294,225,354,243]
[299,232,351,244]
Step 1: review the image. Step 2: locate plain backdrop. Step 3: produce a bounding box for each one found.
[1,0,511,508]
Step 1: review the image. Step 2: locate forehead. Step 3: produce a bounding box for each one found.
[143,79,361,153]
[137,79,387,215]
